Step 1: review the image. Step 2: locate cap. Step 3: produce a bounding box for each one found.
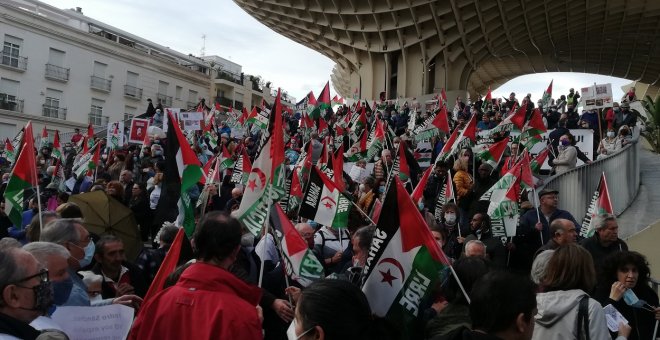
[538,188,559,198]
[220,133,230,139]
[620,102,630,109]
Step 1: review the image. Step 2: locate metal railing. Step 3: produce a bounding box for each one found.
[42,104,67,120]
[215,96,233,108]
[90,75,112,92]
[0,52,27,71]
[45,64,70,82]
[539,132,641,221]
[215,70,242,85]
[157,93,172,107]
[0,95,23,112]
[88,113,110,127]
[186,101,197,110]
[124,84,143,100]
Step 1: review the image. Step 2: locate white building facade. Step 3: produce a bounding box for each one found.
[0,0,211,141]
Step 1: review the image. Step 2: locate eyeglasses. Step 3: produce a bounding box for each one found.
[13,269,49,285]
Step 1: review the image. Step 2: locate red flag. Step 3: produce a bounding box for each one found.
[87,124,94,140]
[411,167,433,204]
[270,89,285,182]
[531,148,550,173]
[477,138,509,164]
[317,82,331,108]
[462,114,478,142]
[12,122,38,186]
[143,228,187,302]
[527,108,547,133]
[439,128,460,157]
[509,105,527,130]
[441,88,447,104]
[214,102,221,111]
[239,107,249,125]
[431,106,450,133]
[199,156,216,185]
[397,141,411,181]
[333,144,345,191]
[41,126,48,140]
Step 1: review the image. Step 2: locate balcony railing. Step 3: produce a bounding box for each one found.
[88,113,110,127]
[124,84,143,100]
[215,96,233,108]
[44,64,70,82]
[90,75,112,92]
[0,95,23,113]
[0,52,27,71]
[42,105,67,120]
[186,101,198,111]
[251,81,263,92]
[157,93,172,107]
[215,71,242,85]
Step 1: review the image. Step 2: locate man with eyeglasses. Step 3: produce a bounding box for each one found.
[0,247,62,339]
[40,218,141,309]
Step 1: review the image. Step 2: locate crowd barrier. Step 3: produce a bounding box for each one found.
[538,130,641,222]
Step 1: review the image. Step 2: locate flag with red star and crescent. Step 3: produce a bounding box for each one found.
[298,166,351,229]
[362,178,449,338]
[235,89,287,236]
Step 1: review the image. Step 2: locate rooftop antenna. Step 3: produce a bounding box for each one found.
[200,34,206,57]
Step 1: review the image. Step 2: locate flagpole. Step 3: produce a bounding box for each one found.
[448,265,471,304]
[258,184,275,288]
[349,200,378,226]
[33,161,43,232]
[268,211,294,306]
[531,186,543,245]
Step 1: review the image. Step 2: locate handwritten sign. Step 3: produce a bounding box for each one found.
[52,305,135,340]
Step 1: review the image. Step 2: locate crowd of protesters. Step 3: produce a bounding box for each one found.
[0,85,656,340]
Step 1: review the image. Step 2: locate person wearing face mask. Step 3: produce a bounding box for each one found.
[551,134,577,174]
[287,279,397,340]
[22,242,72,331]
[39,219,140,308]
[439,203,466,261]
[614,102,637,131]
[595,251,660,340]
[0,248,68,340]
[598,128,622,159]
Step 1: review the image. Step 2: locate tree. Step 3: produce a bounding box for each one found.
[641,95,660,153]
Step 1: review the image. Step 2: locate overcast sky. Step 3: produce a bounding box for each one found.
[39,0,632,102]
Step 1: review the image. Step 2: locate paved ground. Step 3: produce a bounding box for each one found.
[619,139,660,278]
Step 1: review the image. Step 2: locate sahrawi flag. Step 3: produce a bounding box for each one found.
[52,130,64,161]
[489,103,526,135]
[392,141,411,182]
[345,129,368,161]
[434,170,455,223]
[236,88,287,236]
[165,111,204,237]
[5,122,38,228]
[412,106,450,142]
[72,142,99,178]
[362,178,450,337]
[580,172,614,238]
[271,204,324,286]
[298,166,351,229]
[246,106,269,130]
[541,79,553,108]
[366,119,385,161]
[477,138,508,167]
[230,147,252,185]
[4,138,16,164]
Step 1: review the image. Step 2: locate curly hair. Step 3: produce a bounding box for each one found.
[600,251,651,288]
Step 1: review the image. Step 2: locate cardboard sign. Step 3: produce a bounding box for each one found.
[128,118,149,144]
[106,121,125,149]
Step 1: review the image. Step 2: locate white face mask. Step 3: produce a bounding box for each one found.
[607,131,615,138]
[444,213,457,224]
[90,294,103,304]
[286,319,314,340]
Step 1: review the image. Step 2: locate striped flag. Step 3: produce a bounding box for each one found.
[165,111,204,237]
[580,173,613,238]
[298,167,351,229]
[362,178,449,338]
[5,122,38,227]
[270,205,324,286]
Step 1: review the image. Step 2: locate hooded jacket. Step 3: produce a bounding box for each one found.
[532,289,609,340]
[129,262,263,339]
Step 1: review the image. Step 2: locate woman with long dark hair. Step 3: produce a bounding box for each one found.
[595,251,660,340]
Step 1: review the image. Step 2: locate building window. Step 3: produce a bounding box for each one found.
[124,105,136,121]
[43,89,66,120]
[90,99,105,126]
[0,77,20,111]
[175,86,182,100]
[2,35,25,70]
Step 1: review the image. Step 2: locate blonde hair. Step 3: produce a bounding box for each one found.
[453,158,468,172]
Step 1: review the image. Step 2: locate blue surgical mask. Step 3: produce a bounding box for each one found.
[378,186,385,193]
[52,277,73,305]
[623,289,639,306]
[561,140,570,146]
[73,241,95,268]
[417,202,424,211]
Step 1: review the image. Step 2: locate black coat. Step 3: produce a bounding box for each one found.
[91,261,149,299]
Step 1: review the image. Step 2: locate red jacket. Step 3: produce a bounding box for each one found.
[129,262,263,340]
